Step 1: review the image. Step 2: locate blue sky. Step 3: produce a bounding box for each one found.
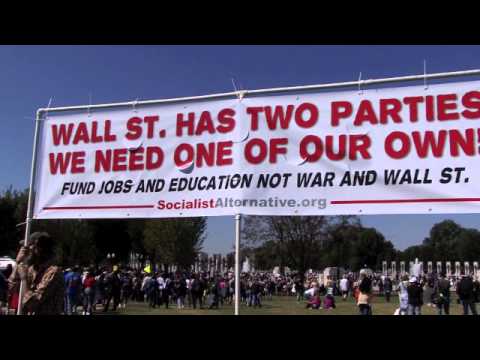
[2,45,480,254]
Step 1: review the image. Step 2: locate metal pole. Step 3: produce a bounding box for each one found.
[234,214,241,315]
[37,69,480,114]
[17,110,43,315]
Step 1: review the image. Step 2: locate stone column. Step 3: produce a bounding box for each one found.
[455,261,461,277]
[446,261,452,277]
[436,261,442,275]
[391,261,396,279]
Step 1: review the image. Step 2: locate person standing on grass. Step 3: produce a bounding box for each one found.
[82,270,96,315]
[407,276,423,315]
[397,276,409,315]
[252,278,262,308]
[294,276,304,302]
[340,276,349,301]
[165,273,174,309]
[267,278,275,301]
[146,273,158,308]
[141,272,151,303]
[65,266,82,315]
[190,273,203,309]
[131,273,141,302]
[103,268,121,312]
[119,271,132,309]
[173,273,186,309]
[435,273,451,315]
[456,274,478,315]
[423,276,435,307]
[207,280,219,309]
[384,276,393,303]
[357,272,373,315]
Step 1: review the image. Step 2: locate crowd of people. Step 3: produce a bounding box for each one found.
[1,231,479,315]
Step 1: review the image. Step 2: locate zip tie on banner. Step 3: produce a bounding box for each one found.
[424,59,428,90]
[87,92,93,117]
[44,97,53,120]
[358,72,363,95]
[132,98,139,113]
[231,77,246,101]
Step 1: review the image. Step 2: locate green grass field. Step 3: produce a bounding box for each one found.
[109,294,471,315]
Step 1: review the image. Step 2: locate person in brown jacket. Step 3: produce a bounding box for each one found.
[9,232,64,315]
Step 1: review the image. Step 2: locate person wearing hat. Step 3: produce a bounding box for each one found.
[407,276,423,315]
[9,232,64,315]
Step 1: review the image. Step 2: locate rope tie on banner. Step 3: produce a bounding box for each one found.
[424,59,428,90]
[358,72,363,95]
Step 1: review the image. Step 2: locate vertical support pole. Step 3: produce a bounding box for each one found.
[17,110,42,315]
[235,214,241,315]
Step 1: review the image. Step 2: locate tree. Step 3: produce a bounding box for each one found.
[33,219,97,266]
[225,252,235,270]
[143,218,206,271]
[422,220,463,261]
[243,216,338,279]
[88,219,132,264]
[322,216,362,269]
[0,188,28,257]
[456,228,480,262]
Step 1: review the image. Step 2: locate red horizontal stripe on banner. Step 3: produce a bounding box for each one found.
[331,198,480,205]
[43,205,154,210]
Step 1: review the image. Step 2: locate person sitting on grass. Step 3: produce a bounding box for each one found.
[306,292,321,309]
[323,288,336,310]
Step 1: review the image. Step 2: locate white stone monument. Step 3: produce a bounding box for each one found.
[464,262,470,276]
[391,262,396,278]
[446,261,452,277]
[382,261,387,276]
[427,261,433,274]
[411,259,421,278]
[436,261,442,275]
[455,261,461,277]
[242,257,251,273]
[400,261,405,276]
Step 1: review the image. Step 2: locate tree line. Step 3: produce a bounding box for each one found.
[0,188,205,270]
[238,215,480,274]
[1,188,480,272]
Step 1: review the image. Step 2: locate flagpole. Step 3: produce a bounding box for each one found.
[17,109,43,315]
[234,214,241,315]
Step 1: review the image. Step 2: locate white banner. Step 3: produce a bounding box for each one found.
[33,80,480,219]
